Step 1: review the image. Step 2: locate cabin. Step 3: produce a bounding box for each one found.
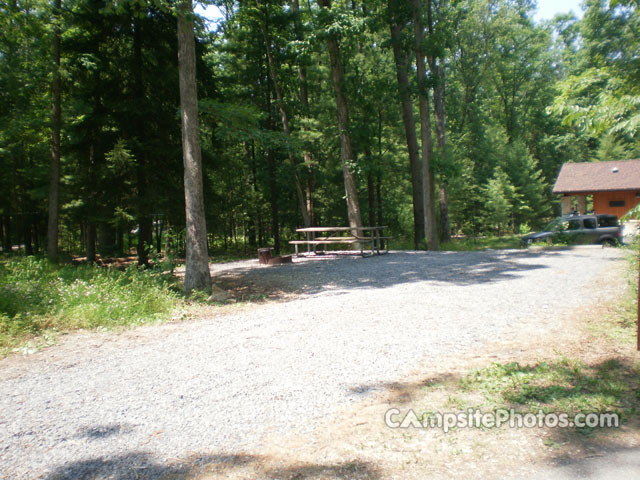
[553,159,640,218]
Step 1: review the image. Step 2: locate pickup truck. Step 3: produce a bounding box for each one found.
[521,214,622,247]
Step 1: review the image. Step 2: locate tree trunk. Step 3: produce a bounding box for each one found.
[388,1,426,249]
[317,0,363,236]
[132,17,153,266]
[376,107,385,250]
[47,0,62,260]
[376,173,384,250]
[427,0,450,242]
[260,2,311,227]
[178,0,211,293]
[86,223,96,263]
[33,218,40,254]
[266,144,280,254]
[156,218,164,253]
[24,215,33,256]
[263,58,281,254]
[116,225,124,255]
[365,144,376,228]
[2,215,11,252]
[411,0,438,250]
[367,172,376,228]
[98,222,117,256]
[245,141,257,247]
[291,0,315,223]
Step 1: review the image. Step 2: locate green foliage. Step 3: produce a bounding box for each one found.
[0,256,180,353]
[483,167,515,235]
[550,0,639,158]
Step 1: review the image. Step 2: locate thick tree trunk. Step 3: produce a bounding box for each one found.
[263,61,281,253]
[388,2,426,249]
[178,0,211,293]
[432,70,450,242]
[411,0,438,250]
[427,0,450,242]
[291,0,315,225]
[47,0,62,259]
[260,5,311,227]
[317,0,363,236]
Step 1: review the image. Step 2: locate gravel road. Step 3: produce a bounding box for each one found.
[0,247,626,479]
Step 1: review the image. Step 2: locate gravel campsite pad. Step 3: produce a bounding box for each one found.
[0,247,626,479]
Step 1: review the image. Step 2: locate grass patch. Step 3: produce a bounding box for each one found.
[391,235,522,251]
[0,256,184,355]
[439,235,521,251]
[460,358,639,432]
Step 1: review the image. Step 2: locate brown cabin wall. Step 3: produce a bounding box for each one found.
[592,191,640,217]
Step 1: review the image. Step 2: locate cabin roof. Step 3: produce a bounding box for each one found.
[553,159,640,194]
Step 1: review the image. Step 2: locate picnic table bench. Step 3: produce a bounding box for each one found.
[290,226,391,257]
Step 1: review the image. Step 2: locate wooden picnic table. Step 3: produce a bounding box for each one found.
[289,226,390,257]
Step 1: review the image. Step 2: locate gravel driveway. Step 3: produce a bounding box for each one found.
[0,247,626,479]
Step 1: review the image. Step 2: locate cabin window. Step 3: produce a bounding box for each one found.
[609,200,625,207]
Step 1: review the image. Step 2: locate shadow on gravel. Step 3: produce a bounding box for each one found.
[215,249,561,299]
[44,452,253,480]
[43,452,380,479]
[76,423,134,440]
[263,460,380,479]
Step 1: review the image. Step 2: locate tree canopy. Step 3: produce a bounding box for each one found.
[1,0,638,261]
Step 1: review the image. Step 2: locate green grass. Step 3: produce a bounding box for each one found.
[390,234,522,251]
[0,256,183,355]
[460,358,638,431]
[438,235,521,251]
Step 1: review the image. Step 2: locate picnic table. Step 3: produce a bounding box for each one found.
[289,226,390,257]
